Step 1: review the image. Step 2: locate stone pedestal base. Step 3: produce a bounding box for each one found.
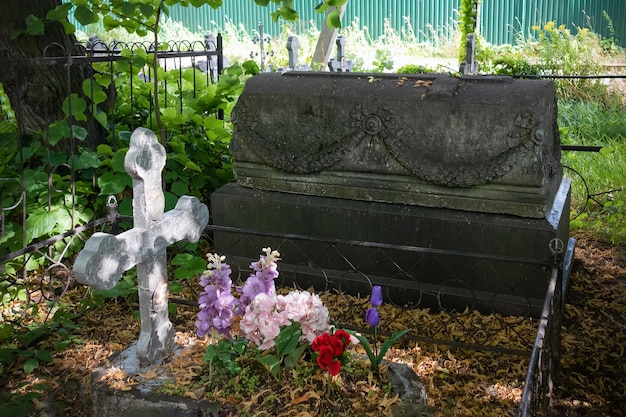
[89,342,219,417]
[211,178,571,317]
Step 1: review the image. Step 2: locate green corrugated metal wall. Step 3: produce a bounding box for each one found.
[66,1,625,47]
[166,0,624,46]
[480,0,625,45]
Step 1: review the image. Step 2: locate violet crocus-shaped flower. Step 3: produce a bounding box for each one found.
[370,285,383,307]
[366,307,380,327]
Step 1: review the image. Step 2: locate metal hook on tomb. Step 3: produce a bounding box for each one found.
[549,238,565,266]
[106,195,119,234]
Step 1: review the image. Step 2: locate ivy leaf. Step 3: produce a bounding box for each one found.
[46,3,73,22]
[74,5,97,26]
[25,16,45,36]
[75,151,101,169]
[23,358,39,374]
[25,207,57,242]
[47,120,70,146]
[72,125,88,141]
[62,94,87,118]
[173,254,207,280]
[97,171,130,195]
[93,111,108,128]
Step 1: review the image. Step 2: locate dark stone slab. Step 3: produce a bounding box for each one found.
[211,178,571,317]
[230,72,562,218]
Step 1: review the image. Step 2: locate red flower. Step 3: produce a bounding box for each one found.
[333,329,351,348]
[329,336,344,356]
[312,330,351,376]
[328,360,341,376]
[316,345,335,369]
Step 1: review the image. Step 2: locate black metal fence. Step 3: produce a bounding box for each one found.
[0,34,223,302]
[202,222,575,416]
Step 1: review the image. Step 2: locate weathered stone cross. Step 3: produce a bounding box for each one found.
[74,127,209,364]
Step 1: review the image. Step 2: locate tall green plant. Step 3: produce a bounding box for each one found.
[458,0,480,63]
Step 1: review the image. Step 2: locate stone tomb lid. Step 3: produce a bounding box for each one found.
[230,72,564,218]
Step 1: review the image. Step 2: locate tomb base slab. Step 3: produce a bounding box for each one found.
[211,179,571,318]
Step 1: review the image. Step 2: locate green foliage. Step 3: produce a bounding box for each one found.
[256,322,308,381]
[528,21,613,101]
[559,99,626,244]
[458,0,481,63]
[203,337,248,376]
[396,64,434,74]
[348,329,409,372]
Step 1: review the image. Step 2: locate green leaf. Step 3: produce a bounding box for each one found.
[62,94,87,118]
[94,111,108,128]
[25,16,45,36]
[377,330,410,362]
[327,9,342,28]
[47,120,70,146]
[171,181,189,196]
[315,2,329,13]
[169,281,183,294]
[46,3,73,22]
[120,2,136,16]
[35,349,53,362]
[256,354,281,381]
[139,3,154,18]
[254,0,270,5]
[75,151,100,169]
[111,149,128,172]
[74,5,97,26]
[0,324,13,341]
[203,345,218,362]
[347,331,377,369]
[173,255,207,280]
[284,343,308,370]
[72,125,88,141]
[23,357,39,374]
[97,171,130,195]
[25,208,57,242]
[275,322,301,358]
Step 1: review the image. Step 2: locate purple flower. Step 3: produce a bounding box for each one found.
[366,307,380,327]
[370,285,383,307]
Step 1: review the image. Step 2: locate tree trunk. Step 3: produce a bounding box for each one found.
[0,0,83,138]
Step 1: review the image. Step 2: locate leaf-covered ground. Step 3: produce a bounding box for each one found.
[2,232,625,416]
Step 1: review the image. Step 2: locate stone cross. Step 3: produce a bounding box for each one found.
[459,33,478,76]
[287,36,299,70]
[328,36,353,72]
[74,128,209,364]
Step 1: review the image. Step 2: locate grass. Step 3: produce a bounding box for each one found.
[560,100,626,244]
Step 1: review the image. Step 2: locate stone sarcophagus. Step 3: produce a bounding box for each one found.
[230,72,563,218]
[212,72,573,317]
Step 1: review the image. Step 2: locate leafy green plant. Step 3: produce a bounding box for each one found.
[204,337,248,377]
[256,322,308,381]
[458,0,481,63]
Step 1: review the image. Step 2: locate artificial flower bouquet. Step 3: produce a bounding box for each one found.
[194,247,409,413]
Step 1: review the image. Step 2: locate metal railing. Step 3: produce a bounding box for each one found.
[0,34,223,299]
